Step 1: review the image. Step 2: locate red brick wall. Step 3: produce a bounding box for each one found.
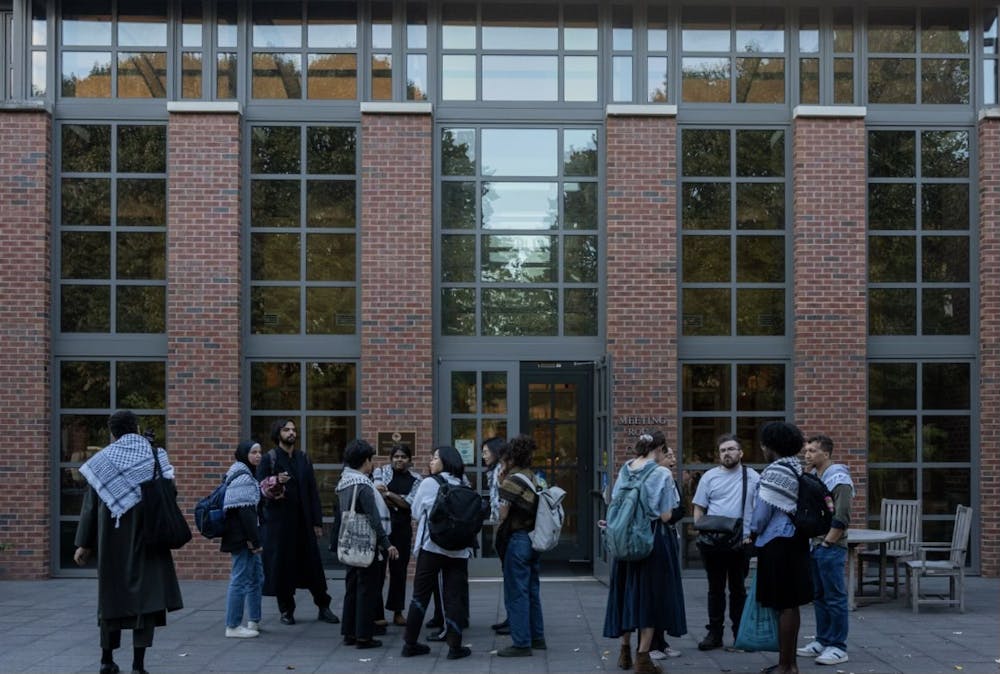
[978,119,1000,577]
[165,112,242,579]
[0,110,52,579]
[792,115,869,526]
[359,112,434,460]
[605,114,679,467]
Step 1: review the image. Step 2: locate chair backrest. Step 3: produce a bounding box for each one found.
[880,498,921,556]
[949,504,974,567]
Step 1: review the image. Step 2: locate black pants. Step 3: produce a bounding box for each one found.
[699,544,750,637]
[404,550,468,644]
[276,583,332,616]
[384,521,412,612]
[100,619,155,650]
[342,562,380,640]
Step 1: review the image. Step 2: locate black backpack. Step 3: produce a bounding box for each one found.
[194,473,236,539]
[794,472,835,538]
[427,475,485,551]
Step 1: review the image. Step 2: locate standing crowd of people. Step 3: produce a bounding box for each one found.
[73,411,854,674]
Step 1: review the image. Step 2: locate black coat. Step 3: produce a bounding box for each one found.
[256,448,327,596]
[75,486,183,623]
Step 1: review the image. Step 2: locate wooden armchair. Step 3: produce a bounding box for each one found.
[905,504,973,613]
[858,498,921,598]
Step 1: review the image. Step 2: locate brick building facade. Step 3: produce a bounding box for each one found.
[0,1,995,580]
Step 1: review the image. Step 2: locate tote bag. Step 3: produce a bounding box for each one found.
[141,447,192,551]
[734,567,780,652]
[337,485,376,567]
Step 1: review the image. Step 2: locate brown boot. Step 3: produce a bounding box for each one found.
[634,651,661,674]
[617,644,632,670]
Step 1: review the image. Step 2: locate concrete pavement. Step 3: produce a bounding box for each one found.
[1,573,997,674]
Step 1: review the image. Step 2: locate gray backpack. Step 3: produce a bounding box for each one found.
[513,473,566,552]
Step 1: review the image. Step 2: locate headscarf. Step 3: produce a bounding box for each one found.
[758,456,801,515]
[224,441,262,511]
[79,432,175,527]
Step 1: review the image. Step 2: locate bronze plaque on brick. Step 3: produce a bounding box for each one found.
[376,431,416,457]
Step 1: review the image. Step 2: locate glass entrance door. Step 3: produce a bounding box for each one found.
[520,362,593,570]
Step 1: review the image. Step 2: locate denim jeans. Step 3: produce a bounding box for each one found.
[503,531,544,648]
[226,549,264,628]
[810,543,848,651]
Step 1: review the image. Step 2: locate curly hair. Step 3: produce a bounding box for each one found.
[506,434,535,469]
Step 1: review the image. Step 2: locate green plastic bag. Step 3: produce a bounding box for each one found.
[734,567,780,652]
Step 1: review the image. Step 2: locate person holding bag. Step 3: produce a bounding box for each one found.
[336,439,398,649]
[692,433,760,651]
[74,411,183,674]
[221,440,265,638]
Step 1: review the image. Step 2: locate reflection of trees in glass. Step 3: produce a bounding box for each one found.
[921,58,969,104]
[251,126,300,174]
[921,131,969,177]
[682,59,730,103]
[868,58,916,104]
[62,61,113,97]
[441,129,475,175]
[117,362,166,409]
[868,416,917,462]
[563,183,597,230]
[62,125,111,172]
[564,133,597,176]
[482,288,557,336]
[736,130,784,177]
[307,127,356,174]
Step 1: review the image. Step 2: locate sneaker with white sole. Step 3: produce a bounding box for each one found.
[815,646,849,665]
[225,626,259,638]
[649,650,667,660]
[247,621,260,631]
[796,640,823,657]
[664,647,681,658]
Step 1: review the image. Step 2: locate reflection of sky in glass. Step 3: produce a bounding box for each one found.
[564,129,597,166]
[482,130,556,176]
[737,29,784,53]
[482,182,558,230]
[182,23,201,47]
[565,56,598,101]
[442,55,475,100]
[218,23,237,48]
[682,25,729,52]
[482,234,554,283]
[253,24,302,48]
[62,52,111,84]
[613,56,632,101]
[308,24,357,48]
[32,19,47,46]
[32,52,47,96]
[118,21,167,47]
[986,61,998,105]
[63,18,112,46]
[483,56,557,101]
[442,25,475,50]
[565,27,598,51]
[482,26,557,50]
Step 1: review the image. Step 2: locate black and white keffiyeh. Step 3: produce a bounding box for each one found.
[758,456,802,515]
[223,462,261,511]
[79,433,175,526]
[338,467,391,536]
[820,463,855,498]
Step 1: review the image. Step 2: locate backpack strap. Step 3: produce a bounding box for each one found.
[512,471,540,492]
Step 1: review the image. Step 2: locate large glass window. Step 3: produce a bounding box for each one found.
[681,5,786,104]
[60,0,167,98]
[439,126,599,337]
[57,358,166,570]
[680,127,788,337]
[867,129,972,336]
[405,1,428,100]
[867,7,970,105]
[984,7,999,104]
[249,124,358,336]
[248,360,358,527]
[251,0,359,100]
[58,123,167,334]
[440,2,599,102]
[2,9,10,99]
[868,361,973,545]
[798,6,856,105]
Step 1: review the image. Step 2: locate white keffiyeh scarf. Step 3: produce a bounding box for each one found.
[758,456,802,515]
[79,433,175,527]
[338,467,391,537]
[820,463,855,498]
[223,462,261,511]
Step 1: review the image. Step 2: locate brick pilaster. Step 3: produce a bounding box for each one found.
[166,109,242,579]
[978,116,1000,577]
[359,110,434,459]
[0,107,52,578]
[605,112,679,467]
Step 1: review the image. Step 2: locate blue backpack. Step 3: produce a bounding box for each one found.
[604,463,657,561]
[194,473,236,539]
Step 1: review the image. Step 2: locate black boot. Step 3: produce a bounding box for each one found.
[446,630,471,660]
[698,630,723,651]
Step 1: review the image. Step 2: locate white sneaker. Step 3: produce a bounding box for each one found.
[815,647,849,665]
[649,650,666,660]
[247,621,260,631]
[796,640,824,657]
[225,626,260,638]
[664,647,682,658]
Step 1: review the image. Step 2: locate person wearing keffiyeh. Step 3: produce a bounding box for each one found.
[221,441,265,638]
[750,422,813,674]
[74,410,183,674]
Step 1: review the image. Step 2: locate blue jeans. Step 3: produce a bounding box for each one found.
[503,531,544,648]
[810,543,848,651]
[226,549,264,628]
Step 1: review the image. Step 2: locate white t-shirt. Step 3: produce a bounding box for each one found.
[692,465,760,538]
[411,472,473,559]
